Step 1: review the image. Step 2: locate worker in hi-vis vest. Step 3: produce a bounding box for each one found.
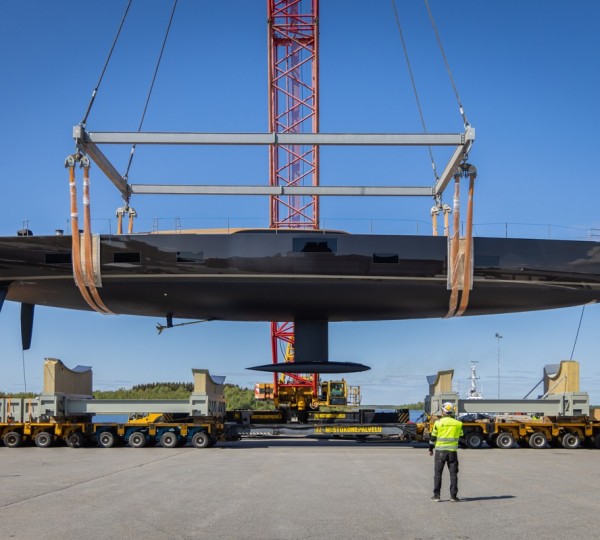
[429,402,463,502]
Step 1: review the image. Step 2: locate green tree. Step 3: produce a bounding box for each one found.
[89,382,275,410]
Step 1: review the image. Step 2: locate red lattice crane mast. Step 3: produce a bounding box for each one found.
[268,0,320,406]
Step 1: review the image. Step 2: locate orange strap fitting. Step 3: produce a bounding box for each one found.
[127,207,137,234]
[65,154,112,315]
[431,205,440,236]
[81,158,112,314]
[116,207,125,235]
[444,170,462,318]
[442,204,451,237]
[116,205,136,234]
[445,163,478,319]
[455,166,477,316]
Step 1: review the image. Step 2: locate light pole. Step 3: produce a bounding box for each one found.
[495,333,503,399]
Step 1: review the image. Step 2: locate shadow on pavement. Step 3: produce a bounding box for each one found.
[461,495,516,501]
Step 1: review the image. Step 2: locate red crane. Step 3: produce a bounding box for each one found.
[268,0,320,406]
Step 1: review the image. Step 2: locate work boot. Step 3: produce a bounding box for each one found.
[450,496,460,502]
[431,495,440,502]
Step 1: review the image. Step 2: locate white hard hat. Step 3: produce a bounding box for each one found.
[441,402,454,415]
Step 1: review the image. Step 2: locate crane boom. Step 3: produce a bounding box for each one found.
[268,0,320,400]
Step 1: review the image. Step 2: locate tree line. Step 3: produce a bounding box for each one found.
[1,385,424,410]
[91,382,274,410]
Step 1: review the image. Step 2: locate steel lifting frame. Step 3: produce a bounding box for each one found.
[72,127,475,202]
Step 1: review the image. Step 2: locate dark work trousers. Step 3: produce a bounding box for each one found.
[433,450,459,497]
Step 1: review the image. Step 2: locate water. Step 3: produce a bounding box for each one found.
[410,410,426,423]
[92,414,128,423]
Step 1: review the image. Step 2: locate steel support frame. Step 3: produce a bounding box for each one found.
[72,126,474,201]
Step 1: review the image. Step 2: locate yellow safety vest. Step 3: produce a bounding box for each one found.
[431,416,463,451]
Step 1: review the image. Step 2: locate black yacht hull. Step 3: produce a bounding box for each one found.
[1,231,600,321]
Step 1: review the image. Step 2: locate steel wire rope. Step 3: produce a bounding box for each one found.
[391,0,438,182]
[80,0,133,128]
[124,0,178,182]
[21,350,27,394]
[424,0,470,128]
[569,305,586,360]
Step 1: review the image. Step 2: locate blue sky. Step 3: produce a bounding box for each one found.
[1,1,599,404]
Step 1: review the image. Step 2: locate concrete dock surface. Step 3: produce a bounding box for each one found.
[1,439,599,539]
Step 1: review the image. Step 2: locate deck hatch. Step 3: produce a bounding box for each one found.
[293,238,337,253]
[45,253,72,264]
[177,251,204,263]
[113,252,141,263]
[372,253,399,264]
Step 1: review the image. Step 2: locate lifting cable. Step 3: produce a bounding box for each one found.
[65,154,112,315]
[424,0,470,128]
[124,0,178,181]
[21,351,27,395]
[391,0,438,182]
[569,305,586,360]
[80,0,133,128]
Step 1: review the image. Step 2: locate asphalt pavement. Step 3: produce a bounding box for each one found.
[1,439,599,539]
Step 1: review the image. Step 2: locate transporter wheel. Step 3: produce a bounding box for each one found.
[66,431,85,448]
[3,431,22,448]
[160,431,179,448]
[594,432,600,450]
[191,431,210,449]
[34,431,53,448]
[528,432,548,449]
[128,431,147,448]
[98,431,117,449]
[561,432,581,450]
[496,432,515,449]
[464,431,484,449]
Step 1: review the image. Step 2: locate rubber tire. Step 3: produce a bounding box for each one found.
[561,432,581,450]
[34,431,53,448]
[496,432,515,449]
[128,431,147,448]
[191,431,210,449]
[67,431,85,448]
[3,431,22,448]
[528,432,547,449]
[486,434,498,448]
[98,431,116,448]
[594,432,600,450]
[464,431,484,449]
[160,431,179,448]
